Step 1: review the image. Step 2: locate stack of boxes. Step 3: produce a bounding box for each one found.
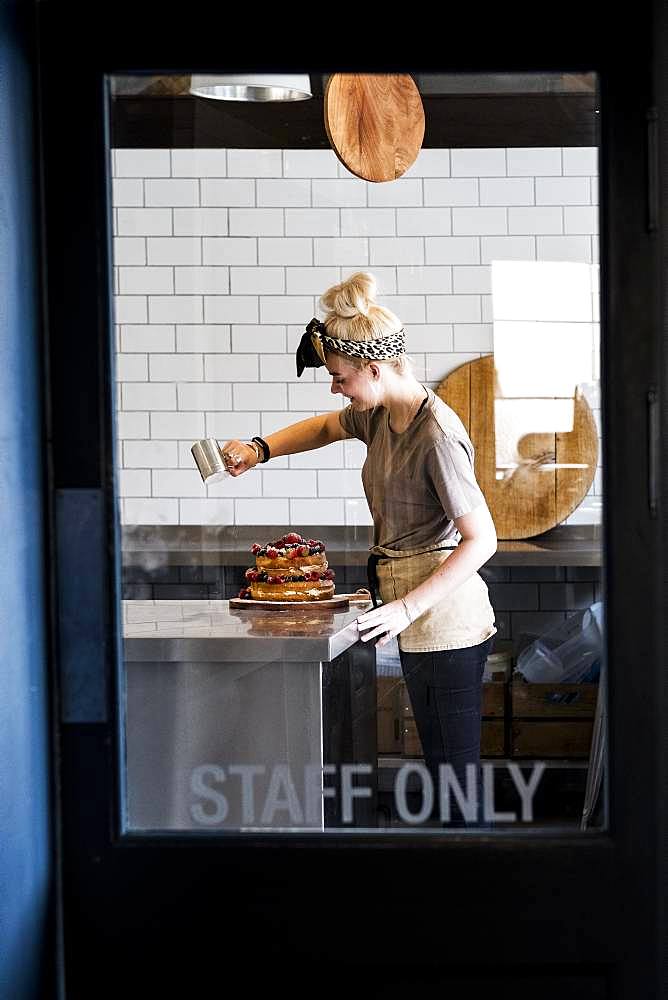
[376,637,598,761]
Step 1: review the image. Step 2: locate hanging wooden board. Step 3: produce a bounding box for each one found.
[323,74,425,182]
[436,356,599,540]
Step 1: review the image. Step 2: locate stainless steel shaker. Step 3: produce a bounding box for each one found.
[191,438,232,484]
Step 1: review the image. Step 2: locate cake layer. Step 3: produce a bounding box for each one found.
[256,553,327,573]
[249,579,335,602]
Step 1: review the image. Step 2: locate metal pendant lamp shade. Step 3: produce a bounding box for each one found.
[189,74,312,102]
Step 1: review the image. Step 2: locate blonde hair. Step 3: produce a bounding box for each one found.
[319,272,414,374]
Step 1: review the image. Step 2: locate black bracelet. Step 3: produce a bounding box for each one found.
[251,436,271,463]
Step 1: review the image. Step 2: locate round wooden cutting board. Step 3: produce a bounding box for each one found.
[324,74,425,182]
[437,356,599,539]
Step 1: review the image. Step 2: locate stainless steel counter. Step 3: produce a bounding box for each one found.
[123,599,367,663]
[122,599,377,833]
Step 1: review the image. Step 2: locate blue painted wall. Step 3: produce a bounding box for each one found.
[0,3,55,997]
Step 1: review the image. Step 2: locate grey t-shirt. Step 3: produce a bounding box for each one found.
[338,386,487,551]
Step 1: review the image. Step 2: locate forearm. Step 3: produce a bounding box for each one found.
[405,538,496,620]
[264,414,331,459]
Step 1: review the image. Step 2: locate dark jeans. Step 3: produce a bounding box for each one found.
[399,635,495,829]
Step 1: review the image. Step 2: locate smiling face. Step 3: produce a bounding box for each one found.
[326,354,380,410]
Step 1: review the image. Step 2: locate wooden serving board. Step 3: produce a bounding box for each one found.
[324,74,425,182]
[229,596,351,611]
[437,356,598,540]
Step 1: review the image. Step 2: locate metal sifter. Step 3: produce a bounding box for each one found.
[191,438,237,484]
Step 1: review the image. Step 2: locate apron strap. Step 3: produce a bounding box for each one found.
[367,553,382,608]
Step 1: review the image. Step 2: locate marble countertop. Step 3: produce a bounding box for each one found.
[122,599,371,663]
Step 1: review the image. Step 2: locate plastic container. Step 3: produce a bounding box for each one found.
[483,649,512,682]
[515,602,603,684]
[515,643,564,683]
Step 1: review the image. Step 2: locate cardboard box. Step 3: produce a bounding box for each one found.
[388,678,507,758]
[510,678,598,758]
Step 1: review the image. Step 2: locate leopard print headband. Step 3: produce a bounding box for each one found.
[307,317,406,360]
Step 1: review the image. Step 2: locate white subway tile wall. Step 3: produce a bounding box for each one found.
[112,147,601,527]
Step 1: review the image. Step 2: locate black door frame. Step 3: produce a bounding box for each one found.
[36,4,667,996]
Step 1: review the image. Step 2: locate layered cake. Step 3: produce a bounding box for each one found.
[236,532,335,602]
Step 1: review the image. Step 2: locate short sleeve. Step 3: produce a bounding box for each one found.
[339,404,370,444]
[426,435,486,520]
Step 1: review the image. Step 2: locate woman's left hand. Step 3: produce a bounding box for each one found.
[356,599,412,647]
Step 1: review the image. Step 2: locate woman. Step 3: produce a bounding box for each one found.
[220,272,498,828]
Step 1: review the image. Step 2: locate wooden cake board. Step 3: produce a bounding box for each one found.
[229,592,372,612]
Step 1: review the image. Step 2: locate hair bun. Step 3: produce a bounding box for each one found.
[319,271,377,319]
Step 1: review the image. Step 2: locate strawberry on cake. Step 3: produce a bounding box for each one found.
[236,532,336,602]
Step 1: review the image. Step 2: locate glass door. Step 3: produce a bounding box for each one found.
[108,71,606,835]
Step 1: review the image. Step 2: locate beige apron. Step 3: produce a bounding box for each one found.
[372,540,497,653]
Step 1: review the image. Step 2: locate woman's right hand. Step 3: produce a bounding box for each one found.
[219,440,259,476]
